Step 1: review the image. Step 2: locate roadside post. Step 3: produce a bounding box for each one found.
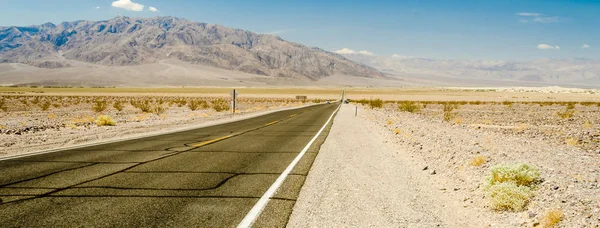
[355,105,357,117]
[231,89,238,115]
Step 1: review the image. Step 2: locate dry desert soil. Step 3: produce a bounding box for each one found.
[1,87,599,227]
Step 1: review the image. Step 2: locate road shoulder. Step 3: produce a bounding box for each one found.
[288,104,499,227]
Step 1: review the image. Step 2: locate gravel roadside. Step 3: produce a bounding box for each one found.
[288,104,500,227]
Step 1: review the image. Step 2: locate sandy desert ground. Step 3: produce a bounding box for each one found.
[347,100,598,227]
[291,102,599,227]
[1,87,599,227]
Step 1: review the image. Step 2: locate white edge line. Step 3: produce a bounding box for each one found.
[237,104,341,228]
[0,103,321,162]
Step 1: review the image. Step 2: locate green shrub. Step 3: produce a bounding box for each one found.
[95,115,116,126]
[398,101,421,113]
[487,182,534,211]
[485,163,541,211]
[488,163,540,187]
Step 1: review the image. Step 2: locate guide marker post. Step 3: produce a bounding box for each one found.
[230,89,239,114]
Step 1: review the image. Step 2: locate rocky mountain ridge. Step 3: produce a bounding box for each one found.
[0,16,383,80]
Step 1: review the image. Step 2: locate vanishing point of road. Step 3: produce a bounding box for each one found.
[0,103,339,227]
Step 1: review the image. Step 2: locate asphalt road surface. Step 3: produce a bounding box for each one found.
[0,103,339,227]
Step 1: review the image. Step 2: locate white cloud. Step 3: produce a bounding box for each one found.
[335,48,357,54]
[581,44,590,49]
[517,12,560,23]
[517,12,541,17]
[111,0,144,11]
[533,16,560,23]
[358,50,374,56]
[149,6,159,12]
[537,44,560,50]
[334,48,374,55]
[95,6,100,9]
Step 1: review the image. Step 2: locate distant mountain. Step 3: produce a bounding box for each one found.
[0,16,383,80]
[341,54,600,87]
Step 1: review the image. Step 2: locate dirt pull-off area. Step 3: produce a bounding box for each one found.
[290,103,599,227]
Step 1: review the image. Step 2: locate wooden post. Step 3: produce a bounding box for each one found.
[232,89,236,114]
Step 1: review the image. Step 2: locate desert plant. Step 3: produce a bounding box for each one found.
[556,107,575,119]
[150,105,166,115]
[188,99,208,111]
[95,115,116,126]
[502,101,514,107]
[565,137,578,146]
[0,98,7,112]
[31,97,40,105]
[39,101,51,111]
[470,156,487,167]
[113,101,125,112]
[541,209,563,228]
[398,101,421,113]
[211,98,230,112]
[135,100,152,113]
[443,103,458,122]
[488,163,540,187]
[92,100,107,113]
[368,99,383,109]
[487,182,534,211]
[485,163,541,211]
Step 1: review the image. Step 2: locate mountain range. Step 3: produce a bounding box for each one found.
[0,16,383,85]
[341,53,600,88]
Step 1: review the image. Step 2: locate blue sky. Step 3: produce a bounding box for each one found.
[1,0,598,60]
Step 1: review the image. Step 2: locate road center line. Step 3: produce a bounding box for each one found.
[264,121,279,126]
[191,135,233,147]
[237,105,341,228]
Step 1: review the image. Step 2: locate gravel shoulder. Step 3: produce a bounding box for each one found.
[290,102,599,227]
[288,104,503,227]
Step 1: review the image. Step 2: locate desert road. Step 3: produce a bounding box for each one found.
[0,103,339,227]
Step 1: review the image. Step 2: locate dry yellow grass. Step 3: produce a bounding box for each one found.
[470,156,487,167]
[583,121,594,129]
[565,137,578,146]
[392,128,402,135]
[386,120,394,125]
[541,209,564,227]
[95,115,116,126]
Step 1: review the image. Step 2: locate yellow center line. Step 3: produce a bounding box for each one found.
[192,135,233,147]
[264,121,279,126]
[289,114,297,118]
